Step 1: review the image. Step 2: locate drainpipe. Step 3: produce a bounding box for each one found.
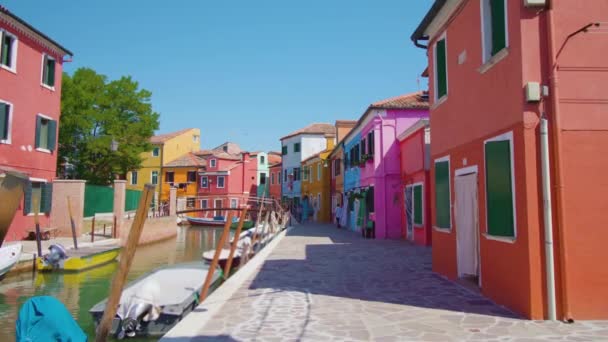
[540,115,557,321]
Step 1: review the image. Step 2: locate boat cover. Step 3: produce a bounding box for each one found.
[16,296,87,342]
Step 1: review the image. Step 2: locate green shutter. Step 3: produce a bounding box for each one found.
[485,140,514,237]
[1,34,11,67]
[0,103,7,140]
[436,39,447,99]
[47,120,57,151]
[282,146,287,155]
[490,0,506,55]
[435,161,450,228]
[40,183,53,214]
[414,185,423,225]
[23,181,32,215]
[34,116,41,148]
[48,59,56,87]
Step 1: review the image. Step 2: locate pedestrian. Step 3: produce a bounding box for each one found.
[335,202,342,228]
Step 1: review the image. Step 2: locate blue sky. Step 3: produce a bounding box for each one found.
[4,0,432,152]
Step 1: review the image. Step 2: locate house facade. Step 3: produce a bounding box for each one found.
[398,119,431,246]
[160,152,206,209]
[0,7,72,241]
[301,151,331,223]
[280,123,335,209]
[342,93,429,239]
[411,0,608,319]
[329,120,356,223]
[268,162,282,202]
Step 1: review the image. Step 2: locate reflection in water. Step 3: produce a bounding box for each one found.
[0,226,228,341]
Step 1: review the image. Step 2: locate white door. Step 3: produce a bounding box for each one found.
[455,173,479,279]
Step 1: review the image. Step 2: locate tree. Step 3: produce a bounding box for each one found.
[59,68,160,185]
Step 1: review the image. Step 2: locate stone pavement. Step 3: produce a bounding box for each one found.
[184,224,608,341]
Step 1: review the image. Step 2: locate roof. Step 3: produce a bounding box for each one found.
[211,142,242,155]
[335,120,358,126]
[411,0,448,43]
[370,91,430,110]
[268,153,282,165]
[164,153,206,167]
[194,150,241,161]
[302,149,331,164]
[280,123,335,141]
[0,6,73,56]
[269,162,282,168]
[150,128,196,144]
[268,151,282,156]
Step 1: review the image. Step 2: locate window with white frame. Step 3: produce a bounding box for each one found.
[41,54,56,88]
[200,176,208,188]
[0,100,12,143]
[481,0,508,63]
[24,181,52,215]
[303,166,309,181]
[271,172,275,185]
[230,198,238,208]
[260,173,267,185]
[210,159,217,168]
[0,30,18,72]
[152,147,160,157]
[434,35,448,101]
[130,171,138,185]
[151,171,158,185]
[35,114,57,152]
[200,199,208,209]
[217,176,225,188]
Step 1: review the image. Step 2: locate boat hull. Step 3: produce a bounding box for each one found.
[0,243,22,280]
[37,247,121,272]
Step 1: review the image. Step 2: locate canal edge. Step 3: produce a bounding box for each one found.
[160,225,295,341]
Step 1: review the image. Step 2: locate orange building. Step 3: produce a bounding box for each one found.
[412,0,608,320]
[329,120,356,224]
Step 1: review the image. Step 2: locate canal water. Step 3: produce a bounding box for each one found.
[0,225,230,341]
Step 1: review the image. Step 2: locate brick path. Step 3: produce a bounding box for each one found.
[192,224,608,341]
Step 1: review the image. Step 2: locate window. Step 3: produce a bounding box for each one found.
[193,135,199,143]
[317,163,321,181]
[151,171,158,185]
[200,176,208,188]
[334,159,341,176]
[24,181,52,215]
[210,159,217,168]
[186,197,196,209]
[367,131,374,156]
[152,147,160,157]
[284,169,288,182]
[481,0,507,63]
[282,146,288,155]
[0,30,17,71]
[434,36,448,100]
[260,173,267,185]
[360,140,366,156]
[165,171,175,183]
[0,101,12,143]
[271,172,275,185]
[413,184,423,225]
[485,134,515,237]
[130,171,138,185]
[260,156,265,164]
[293,168,301,181]
[187,171,197,183]
[303,166,309,181]
[294,143,301,153]
[41,54,56,88]
[217,176,225,188]
[278,171,281,184]
[349,148,355,168]
[35,115,57,152]
[200,199,208,209]
[214,199,223,216]
[230,198,238,208]
[435,158,451,229]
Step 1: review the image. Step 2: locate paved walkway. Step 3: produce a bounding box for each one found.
[188,224,608,341]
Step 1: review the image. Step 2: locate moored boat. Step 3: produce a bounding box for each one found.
[0,243,22,280]
[89,262,223,339]
[36,244,121,272]
[17,296,87,342]
[187,215,254,229]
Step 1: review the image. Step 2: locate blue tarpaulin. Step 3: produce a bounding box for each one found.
[16,296,87,342]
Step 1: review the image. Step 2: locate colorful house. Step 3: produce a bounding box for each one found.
[0,7,73,241]
[329,120,357,223]
[342,92,429,239]
[398,119,431,246]
[280,123,335,209]
[268,162,282,202]
[161,152,206,209]
[411,0,608,319]
[127,128,201,203]
[196,149,257,214]
[300,150,331,223]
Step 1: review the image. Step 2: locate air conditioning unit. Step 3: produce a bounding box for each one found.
[524,0,546,7]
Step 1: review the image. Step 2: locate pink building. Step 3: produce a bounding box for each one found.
[0,6,72,241]
[398,119,431,246]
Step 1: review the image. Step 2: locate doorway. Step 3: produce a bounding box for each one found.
[455,172,480,285]
[214,199,223,217]
[404,186,413,241]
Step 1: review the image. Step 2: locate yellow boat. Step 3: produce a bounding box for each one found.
[36,245,121,272]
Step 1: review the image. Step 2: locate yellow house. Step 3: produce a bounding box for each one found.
[161,152,206,207]
[127,128,201,203]
[301,149,331,223]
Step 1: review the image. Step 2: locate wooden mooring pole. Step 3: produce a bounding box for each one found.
[199,211,234,302]
[33,196,42,257]
[67,197,78,249]
[95,184,155,342]
[91,216,96,243]
[224,206,248,278]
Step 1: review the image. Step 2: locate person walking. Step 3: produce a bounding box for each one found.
[335,202,342,228]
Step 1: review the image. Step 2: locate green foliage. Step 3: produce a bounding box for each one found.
[59,68,160,185]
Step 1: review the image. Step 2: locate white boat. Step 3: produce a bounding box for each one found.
[0,243,22,280]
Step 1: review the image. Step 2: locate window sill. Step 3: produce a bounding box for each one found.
[41,83,55,91]
[0,140,11,145]
[478,48,509,74]
[36,147,51,154]
[0,64,17,74]
[431,95,448,110]
[433,226,451,234]
[27,212,48,217]
[483,233,516,244]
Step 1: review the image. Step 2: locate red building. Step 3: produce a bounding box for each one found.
[268,162,282,202]
[398,119,431,246]
[196,149,257,214]
[412,0,608,319]
[0,7,72,241]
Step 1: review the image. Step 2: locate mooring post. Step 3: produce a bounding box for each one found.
[33,197,42,257]
[67,196,79,250]
[91,216,96,243]
[224,206,249,278]
[200,211,234,302]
